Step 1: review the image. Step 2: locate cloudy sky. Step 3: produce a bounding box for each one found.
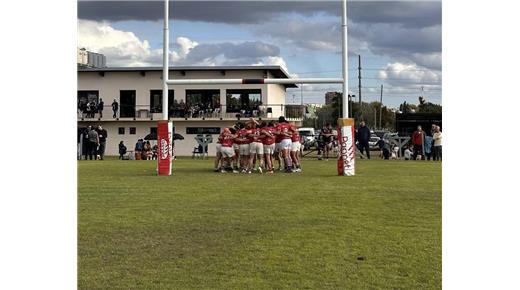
[78,0,442,108]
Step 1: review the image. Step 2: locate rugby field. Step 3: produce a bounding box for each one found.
[78,157,441,289]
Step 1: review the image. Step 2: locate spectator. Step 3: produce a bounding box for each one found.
[135,139,144,160]
[81,127,90,160]
[112,99,119,118]
[86,126,99,160]
[143,141,153,160]
[118,141,127,159]
[152,144,158,160]
[375,139,386,158]
[432,126,442,161]
[97,98,104,118]
[85,102,92,118]
[404,146,413,160]
[356,121,371,159]
[96,125,108,160]
[424,134,434,161]
[412,125,425,160]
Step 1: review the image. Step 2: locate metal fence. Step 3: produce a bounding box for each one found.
[77,104,305,121]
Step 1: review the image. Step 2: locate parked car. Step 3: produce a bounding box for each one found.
[369,136,381,149]
[298,127,316,148]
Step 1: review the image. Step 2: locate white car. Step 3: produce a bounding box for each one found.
[298,127,316,147]
[369,136,381,149]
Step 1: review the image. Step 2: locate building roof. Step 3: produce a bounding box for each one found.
[78,65,297,88]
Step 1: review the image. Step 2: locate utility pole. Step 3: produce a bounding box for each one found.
[379,84,383,129]
[358,54,362,120]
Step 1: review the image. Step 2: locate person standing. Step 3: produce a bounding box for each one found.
[118,141,127,159]
[86,126,99,160]
[96,125,108,160]
[424,134,434,161]
[356,121,371,159]
[321,123,334,161]
[432,126,442,161]
[111,99,119,119]
[134,139,144,160]
[97,98,104,119]
[412,125,425,160]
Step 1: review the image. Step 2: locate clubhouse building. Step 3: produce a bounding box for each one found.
[77,66,303,156]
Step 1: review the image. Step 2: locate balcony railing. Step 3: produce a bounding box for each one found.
[77,104,305,121]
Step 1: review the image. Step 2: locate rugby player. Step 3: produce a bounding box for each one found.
[290,123,302,172]
[276,116,293,172]
[214,130,223,172]
[273,121,283,171]
[260,121,276,174]
[321,123,334,161]
[220,128,238,173]
[232,122,242,170]
[247,118,264,174]
[236,122,252,172]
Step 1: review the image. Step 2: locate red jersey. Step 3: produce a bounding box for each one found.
[221,134,234,147]
[235,128,250,144]
[248,128,262,143]
[262,127,276,145]
[276,123,292,140]
[290,125,300,142]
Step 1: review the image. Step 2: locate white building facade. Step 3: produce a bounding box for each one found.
[77,66,303,156]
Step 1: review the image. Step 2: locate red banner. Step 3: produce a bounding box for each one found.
[157,121,173,176]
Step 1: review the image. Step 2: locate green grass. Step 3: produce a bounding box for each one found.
[78,156,441,289]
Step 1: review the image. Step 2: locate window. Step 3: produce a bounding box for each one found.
[186,89,220,109]
[77,90,99,108]
[226,89,262,113]
[149,90,174,113]
[186,127,221,134]
[150,127,157,135]
[129,127,136,135]
[120,90,136,118]
[118,127,125,135]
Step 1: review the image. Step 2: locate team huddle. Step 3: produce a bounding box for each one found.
[215,116,302,174]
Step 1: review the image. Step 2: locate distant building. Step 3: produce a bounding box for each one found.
[325,91,340,105]
[77,48,106,68]
[77,65,302,156]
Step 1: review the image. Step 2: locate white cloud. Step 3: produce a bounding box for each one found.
[378,62,441,84]
[78,20,291,72]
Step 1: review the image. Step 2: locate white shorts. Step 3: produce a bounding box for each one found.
[249,142,264,155]
[239,144,250,155]
[280,139,292,150]
[291,141,301,152]
[263,144,275,155]
[216,143,222,154]
[275,142,282,152]
[221,146,235,158]
[233,143,239,151]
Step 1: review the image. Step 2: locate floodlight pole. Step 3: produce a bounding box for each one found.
[162,0,169,121]
[342,0,348,119]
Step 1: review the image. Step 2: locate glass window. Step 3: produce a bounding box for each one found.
[129,127,136,135]
[149,90,174,113]
[150,127,157,134]
[226,89,262,113]
[185,90,220,114]
[77,90,99,108]
[120,90,136,118]
[118,127,125,135]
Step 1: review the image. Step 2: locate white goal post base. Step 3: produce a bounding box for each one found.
[337,118,356,176]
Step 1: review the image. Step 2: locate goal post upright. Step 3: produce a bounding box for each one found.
[337,0,356,176]
[158,0,173,176]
